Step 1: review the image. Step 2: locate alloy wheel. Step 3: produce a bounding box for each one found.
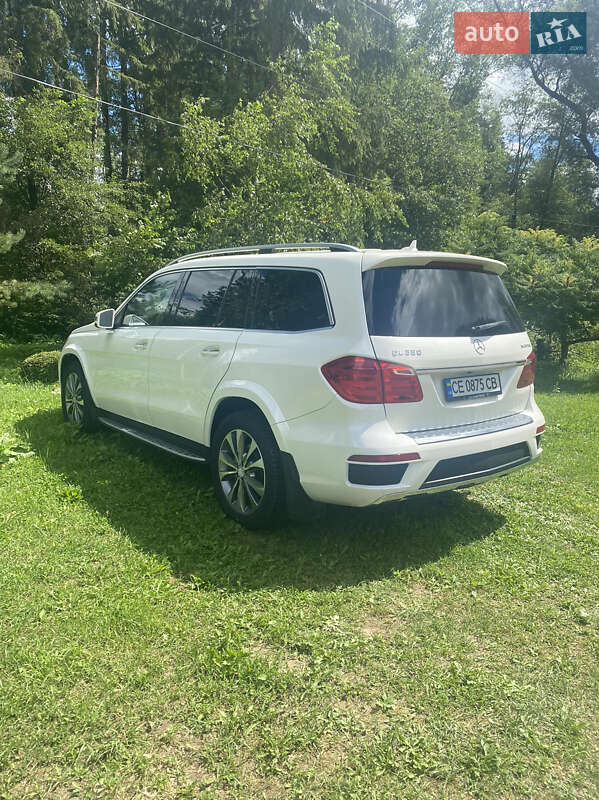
[64,372,85,425]
[218,428,266,514]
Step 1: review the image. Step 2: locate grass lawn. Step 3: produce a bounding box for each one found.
[1,340,598,799]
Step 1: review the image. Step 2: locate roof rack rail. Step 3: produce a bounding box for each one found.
[167,242,360,265]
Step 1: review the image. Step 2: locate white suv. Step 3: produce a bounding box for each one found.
[60,242,545,527]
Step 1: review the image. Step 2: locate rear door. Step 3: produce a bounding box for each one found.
[362,264,533,433]
[146,268,252,442]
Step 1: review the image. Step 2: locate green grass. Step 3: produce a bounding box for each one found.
[1,340,598,799]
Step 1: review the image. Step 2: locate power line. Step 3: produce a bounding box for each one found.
[103,0,349,105]
[104,0,276,74]
[3,70,380,186]
[6,70,186,128]
[354,0,396,27]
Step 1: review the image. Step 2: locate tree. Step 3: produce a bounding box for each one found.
[180,23,406,249]
[450,212,599,361]
[0,142,24,254]
[491,0,599,174]
[0,90,178,337]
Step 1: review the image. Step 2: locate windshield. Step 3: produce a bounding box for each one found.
[362,266,525,338]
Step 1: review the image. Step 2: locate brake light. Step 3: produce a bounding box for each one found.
[321,356,423,404]
[517,351,536,388]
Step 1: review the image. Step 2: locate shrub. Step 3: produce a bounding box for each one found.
[19,350,61,383]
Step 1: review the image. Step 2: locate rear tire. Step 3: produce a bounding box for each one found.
[211,411,285,529]
[61,361,99,432]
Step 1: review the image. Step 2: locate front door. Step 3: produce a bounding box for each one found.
[90,271,182,422]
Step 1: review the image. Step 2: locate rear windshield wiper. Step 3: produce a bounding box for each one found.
[471,320,507,333]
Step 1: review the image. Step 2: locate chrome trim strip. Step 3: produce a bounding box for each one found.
[406,412,533,445]
[421,455,531,488]
[98,416,207,463]
[417,360,526,374]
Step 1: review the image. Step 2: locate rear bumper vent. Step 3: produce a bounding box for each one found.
[348,462,409,486]
[421,442,531,489]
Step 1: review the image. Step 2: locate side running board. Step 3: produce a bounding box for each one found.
[97,411,209,463]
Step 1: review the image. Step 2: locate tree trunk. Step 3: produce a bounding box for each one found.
[560,337,569,364]
[528,57,599,175]
[120,52,129,181]
[101,16,112,179]
[539,116,565,228]
[91,28,101,145]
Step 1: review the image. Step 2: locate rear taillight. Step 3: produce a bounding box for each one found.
[321,356,423,404]
[321,356,382,403]
[380,361,423,403]
[517,351,536,388]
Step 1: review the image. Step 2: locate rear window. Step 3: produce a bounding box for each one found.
[219,269,254,328]
[250,269,330,331]
[362,266,524,338]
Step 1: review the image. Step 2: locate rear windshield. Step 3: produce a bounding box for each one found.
[362,266,525,338]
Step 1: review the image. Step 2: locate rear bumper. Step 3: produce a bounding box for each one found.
[276,401,544,507]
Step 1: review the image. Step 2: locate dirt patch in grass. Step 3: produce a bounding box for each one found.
[7,768,73,800]
[139,721,219,795]
[236,758,286,799]
[247,640,311,674]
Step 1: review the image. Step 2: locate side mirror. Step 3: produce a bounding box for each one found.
[95,308,115,329]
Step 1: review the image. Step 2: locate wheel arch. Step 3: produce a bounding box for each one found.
[59,348,98,405]
[59,352,81,382]
[208,396,283,449]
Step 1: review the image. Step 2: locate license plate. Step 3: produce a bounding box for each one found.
[444,373,501,401]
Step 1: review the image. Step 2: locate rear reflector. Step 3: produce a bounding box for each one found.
[517,351,536,388]
[321,356,423,404]
[536,424,545,434]
[348,452,420,463]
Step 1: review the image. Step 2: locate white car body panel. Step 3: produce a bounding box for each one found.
[370,332,533,433]
[60,245,545,508]
[89,327,159,422]
[146,327,242,439]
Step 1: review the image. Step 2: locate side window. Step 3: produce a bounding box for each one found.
[121,272,181,327]
[218,269,254,328]
[174,269,234,327]
[251,269,330,331]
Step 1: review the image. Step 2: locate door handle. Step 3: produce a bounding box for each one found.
[134,340,148,350]
[201,345,221,356]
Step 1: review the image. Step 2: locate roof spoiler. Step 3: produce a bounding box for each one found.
[361,251,507,275]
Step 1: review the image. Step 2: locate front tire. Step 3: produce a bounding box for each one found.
[61,361,99,432]
[211,411,285,529]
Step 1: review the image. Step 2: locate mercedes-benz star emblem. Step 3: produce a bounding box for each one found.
[473,338,486,355]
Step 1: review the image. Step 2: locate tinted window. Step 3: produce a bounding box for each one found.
[251,269,330,331]
[219,269,254,328]
[174,269,233,327]
[363,267,524,338]
[122,272,181,326]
